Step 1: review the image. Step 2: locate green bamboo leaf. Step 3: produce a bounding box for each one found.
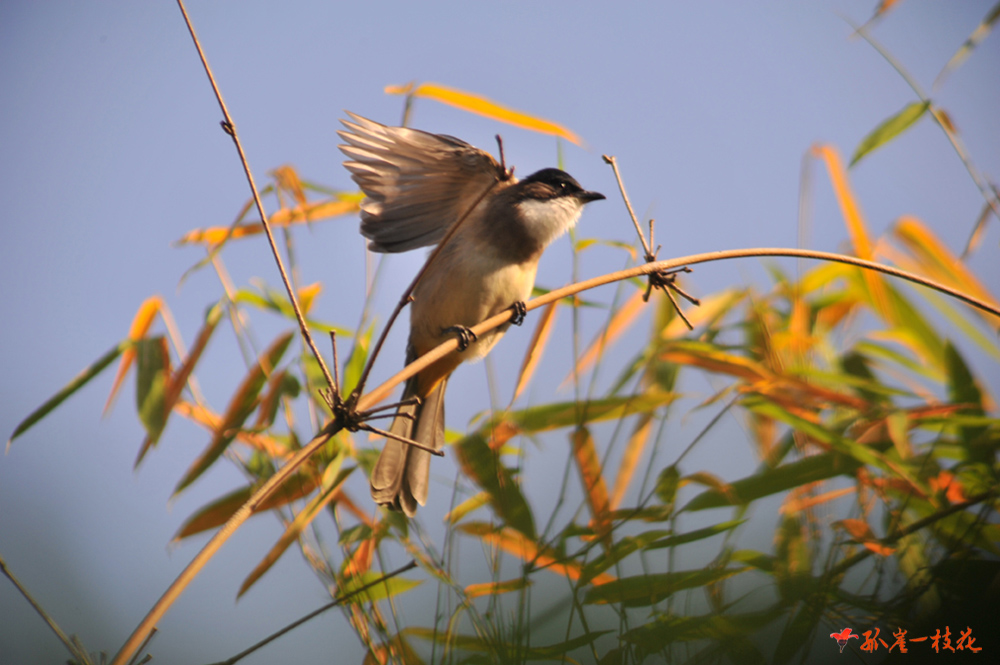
[935,2,1000,87]
[682,446,874,512]
[174,331,295,494]
[341,321,374,396]
[622,608,781,653]
[580,530,672,585]
[654,465,680,506]
[455,432,535,538]
[644,519,745,551]
[584,567,745,607]
[171,469,319,540]
[337,571,421,604]
[8,339,131,447]
[494,391,678,436]
[135,337,171,443]
[850,101,930,167]
[232,285,351,336]
[945,342,987,451]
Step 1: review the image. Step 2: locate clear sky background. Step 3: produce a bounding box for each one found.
[1,2,998,664]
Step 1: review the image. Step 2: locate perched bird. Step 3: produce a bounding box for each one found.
[339,112,604,515]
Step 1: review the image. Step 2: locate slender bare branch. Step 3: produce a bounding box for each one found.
[212,561,418,665]
[175,0,335,393]
[1,554,91,665]
[602,155,653,260]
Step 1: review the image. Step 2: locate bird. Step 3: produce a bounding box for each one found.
[338,112,605,515]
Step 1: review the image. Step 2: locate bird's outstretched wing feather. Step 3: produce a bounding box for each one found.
[338,112,505,253]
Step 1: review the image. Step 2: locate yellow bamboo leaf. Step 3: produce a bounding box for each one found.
[812,143,895,324]
[572,427,611,546]
[609,414,652,511]
[464,578,530,599]
[461,523,615,586]
[660,343,773,383]
[562,288,646,388]
[175,197,361,246]
[781,486,854,514]
[386,82,584,146]
[512,301,557,403]
[270,164,307,208]
[892,215,1000,323]
[104,296,164,416]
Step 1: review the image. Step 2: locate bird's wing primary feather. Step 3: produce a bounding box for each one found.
[338,112,505,253]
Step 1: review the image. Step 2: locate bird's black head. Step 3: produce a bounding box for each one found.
[519,168,605,203]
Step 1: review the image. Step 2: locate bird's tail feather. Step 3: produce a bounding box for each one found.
[370,372,447,516]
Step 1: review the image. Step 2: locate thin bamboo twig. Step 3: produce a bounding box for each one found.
[110,245,1000,665]
[849,17,1000,223]
[1,554,91,665]
[602,155,653,261]
[213,561,418,665]
[175,0,335,393]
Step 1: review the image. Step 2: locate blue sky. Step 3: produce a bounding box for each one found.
[2,2,998,663]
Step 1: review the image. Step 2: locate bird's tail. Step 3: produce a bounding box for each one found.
[370,362,447,517]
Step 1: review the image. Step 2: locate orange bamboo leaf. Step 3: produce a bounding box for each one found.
[344,536,376,578]
[460,523,615,585]
[660,343,772,383]
[562,288,646,388]
[135,303,224,466]
[171,400,290,459]
[238,458,348,597]
[270,165,307,208]
[104,296,164,416]
[891,215,1000,325]
[572,428,612,546]
[609,414,652,511]
[929,470,968,504]
[781,486,855,513]
[386,82,584,146]
[175,197,361,246]
[464,578,530,599]
[812,144,895,323]
[511,301,557,403]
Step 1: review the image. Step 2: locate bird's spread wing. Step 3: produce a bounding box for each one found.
[338,112,506,253]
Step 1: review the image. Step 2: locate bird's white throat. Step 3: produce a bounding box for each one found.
[516,197,584,249]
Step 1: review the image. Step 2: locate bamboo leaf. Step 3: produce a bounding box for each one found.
[135,337,171,442]
[584,567,745,607]
[172,470,319,541]
[174,331,295,494]
[609,413,653,510]
[104,295,163,415]
[8,340,130,447]
[935,2,1000,87]
[337,570,421,604]
[511,301,557,403]
[563,288,646,388]
[643,519,745,551]
[455,433,535,538]
[175,196,361,246]
[238,457,352,597]
[850,101,930,167]
[572,427,612,546]
[386,82,584,145]
[459,522,615,585]
[136,301,225,466]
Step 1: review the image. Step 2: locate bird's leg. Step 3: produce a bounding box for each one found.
[443,325,478,351]
[508,301,527,326]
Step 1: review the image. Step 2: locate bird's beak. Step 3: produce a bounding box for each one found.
[578,190,606,203]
